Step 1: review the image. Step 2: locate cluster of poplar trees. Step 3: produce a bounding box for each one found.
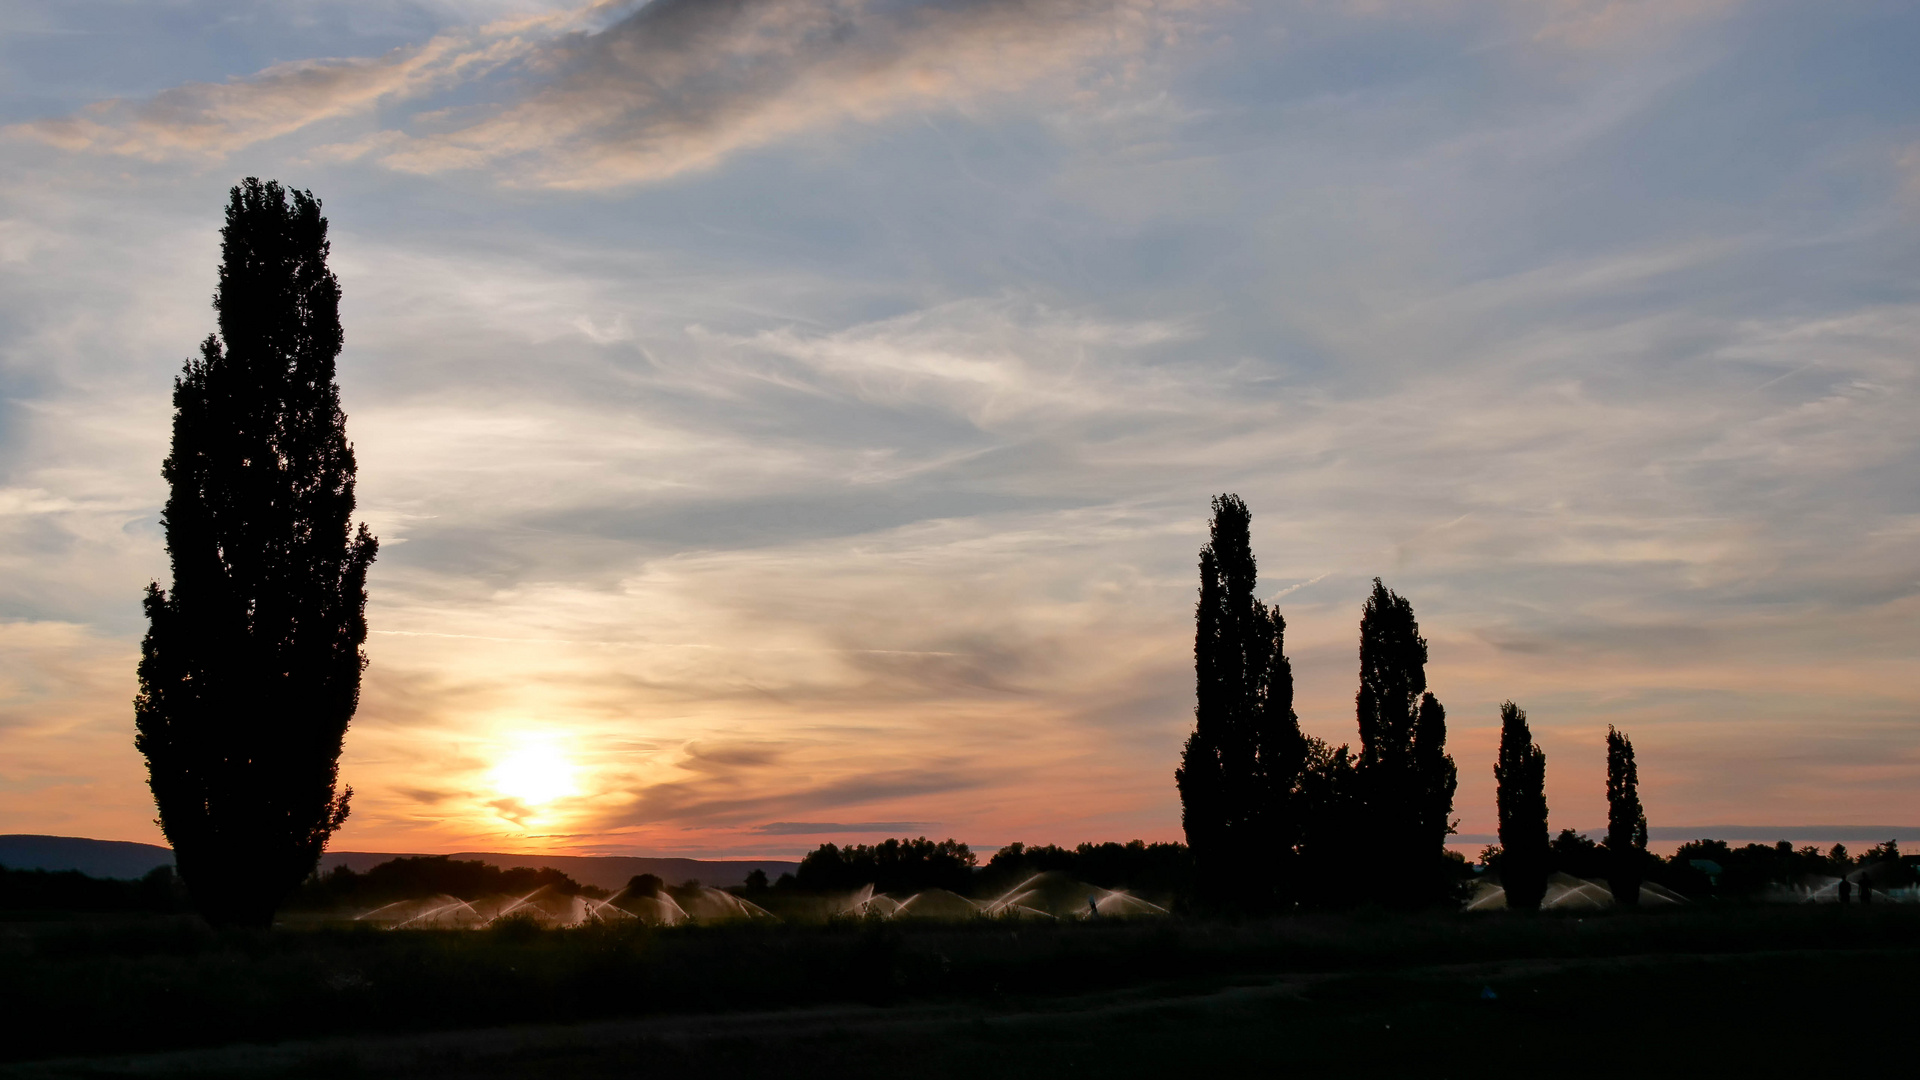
[1495,703,1649,908]
[1177,495,1650,911]
[1176,495,1458,910]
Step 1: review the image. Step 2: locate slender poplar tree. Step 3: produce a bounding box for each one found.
[1252,599,1307,907]
[1413,692,1456,858]
[1605,726,1648,906]
[1176,495,1304,909]
[1353,578,1456,900]
[135,179,377,928]
[1494,701,1549,911]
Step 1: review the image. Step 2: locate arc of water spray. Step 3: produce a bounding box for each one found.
[488,888,547,925]
[356,899,419,923]
[396,898,480,930]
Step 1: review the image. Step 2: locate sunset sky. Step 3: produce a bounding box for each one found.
[1,0,1917,859]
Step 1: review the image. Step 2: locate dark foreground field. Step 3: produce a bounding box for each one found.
[4,906,1916,1078]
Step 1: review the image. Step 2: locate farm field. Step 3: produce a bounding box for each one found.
[5,906,1916,1078]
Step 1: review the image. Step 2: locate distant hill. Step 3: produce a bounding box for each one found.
[0,835,174,880]
[0,835,797,889]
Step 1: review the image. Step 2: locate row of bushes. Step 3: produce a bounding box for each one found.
[1479,833,1917,897]
[0,864,187,913]
[787,834,1920,908]
[287,857,608,909]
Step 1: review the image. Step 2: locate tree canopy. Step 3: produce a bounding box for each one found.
[1494,702,1549,910]
[1606,726,1649,905]
[135,178,377,928]
[793,837,977,895]
[1355,578,1457,902]
[1176,494,1305,910]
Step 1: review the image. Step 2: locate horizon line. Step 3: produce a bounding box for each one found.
[13,827,1920,857]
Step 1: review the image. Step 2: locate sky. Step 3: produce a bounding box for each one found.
[0,0,1916,859]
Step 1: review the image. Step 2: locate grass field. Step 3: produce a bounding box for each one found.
[4,905,1916,1077]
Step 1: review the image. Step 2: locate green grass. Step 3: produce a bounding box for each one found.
[4,905,1917,1075]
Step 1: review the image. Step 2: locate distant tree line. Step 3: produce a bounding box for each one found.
[289,856,604,909]
[0,864,187,913]
[779,838,1192,901]
[1664,839,1914,898]
[787,838,977,895]
[975,841,1192,898]
[14,834,1913,916]
[1476,833,1916,900]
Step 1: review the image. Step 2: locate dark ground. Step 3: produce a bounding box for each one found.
[4,906,1914,1078]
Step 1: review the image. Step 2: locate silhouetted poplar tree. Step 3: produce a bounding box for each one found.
[1494,701,1549,911]
[1413,693,1454,858]
[135,179,377,928]
[1176,494,1305,910]
[1605,726,1648,906]
[1354,578,1456,901]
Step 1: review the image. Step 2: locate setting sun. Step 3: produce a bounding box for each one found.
[489,738,578,808]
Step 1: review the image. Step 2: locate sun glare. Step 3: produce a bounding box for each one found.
[490,737,578,807]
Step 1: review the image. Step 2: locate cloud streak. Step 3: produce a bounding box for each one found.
[5,0,1755,189]
[755,820,939,834]
[381,0,1211,187]
[7,13,576,161]
[10,0,1211,185]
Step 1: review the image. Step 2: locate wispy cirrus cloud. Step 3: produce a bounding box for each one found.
[9,0,1215,184]
[378,0,1215,187]
[6,13,573,161]
[755,820,938,834]
[4,0,1755,189]
[1522,0,1741,46]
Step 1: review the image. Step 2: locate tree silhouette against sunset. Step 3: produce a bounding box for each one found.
[134,179,377,928]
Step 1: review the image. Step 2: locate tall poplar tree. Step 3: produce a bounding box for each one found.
[1353,579,1456,899]
[135,179,377,928]
[1494,701,1549,911]
[1413,692,1455,858]
[1176,494,1304,909]
[1605,726,1648,906]
[1251,578,1306,908]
